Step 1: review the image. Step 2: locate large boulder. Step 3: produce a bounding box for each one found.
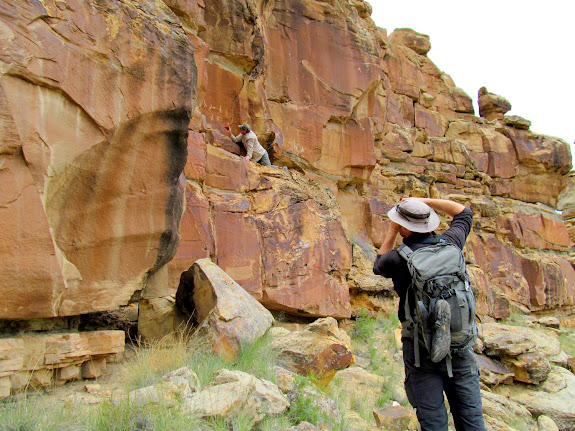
[493,366,575,431]
[182,369,289,422]
[479,323,564,384]
[478,87,511,121]
[270,317,354,386]
[176,258,274,359]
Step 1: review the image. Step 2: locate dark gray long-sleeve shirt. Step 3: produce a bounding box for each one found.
[373,207,473,322]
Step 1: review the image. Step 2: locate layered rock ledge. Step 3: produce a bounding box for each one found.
[0,0,573,334]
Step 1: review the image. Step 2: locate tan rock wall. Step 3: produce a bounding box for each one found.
[558,172,575,251]
[1,0,573,323]
[0,0,195,318]
[167,0,573,320]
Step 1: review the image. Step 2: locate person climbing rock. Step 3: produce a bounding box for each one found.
[225,123,271,166]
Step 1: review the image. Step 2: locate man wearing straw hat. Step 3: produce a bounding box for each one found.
[373,197,485,431]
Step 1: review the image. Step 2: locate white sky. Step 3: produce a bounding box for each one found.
[369,0,575,164]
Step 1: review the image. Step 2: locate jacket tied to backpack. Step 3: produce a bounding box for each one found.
[398,237,478,377]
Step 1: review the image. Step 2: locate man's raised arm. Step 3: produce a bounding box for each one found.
[378,222,400,255]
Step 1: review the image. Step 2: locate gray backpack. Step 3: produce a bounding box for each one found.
[398,237,477,376]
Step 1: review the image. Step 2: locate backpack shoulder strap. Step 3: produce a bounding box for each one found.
[423,234,445,245]
[397,244,413,261]
[397,234,444,261]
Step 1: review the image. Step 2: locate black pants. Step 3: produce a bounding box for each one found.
[402,337,485,431]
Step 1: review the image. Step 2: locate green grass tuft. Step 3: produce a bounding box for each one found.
[288,376,327,425]
[558,328,575,357]
[499,312,529,327]
[231,333,279,382]
[350,308,378,343]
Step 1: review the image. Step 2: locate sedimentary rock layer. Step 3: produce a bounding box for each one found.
[0,0,195,318]
[1,0,573,322]
[166,0,573,319]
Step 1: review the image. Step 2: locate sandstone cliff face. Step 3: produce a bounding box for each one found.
[559,172,575,249]
[0,0,573,323]
[166,0,574,320]
[0,0,195,319]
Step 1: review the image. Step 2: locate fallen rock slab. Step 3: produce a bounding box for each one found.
[176,258,274,359]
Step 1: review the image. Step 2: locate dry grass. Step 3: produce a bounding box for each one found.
[0,329,350,430]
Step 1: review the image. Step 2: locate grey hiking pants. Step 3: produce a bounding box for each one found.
[402,337,485,431]
[255,150,271,166]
